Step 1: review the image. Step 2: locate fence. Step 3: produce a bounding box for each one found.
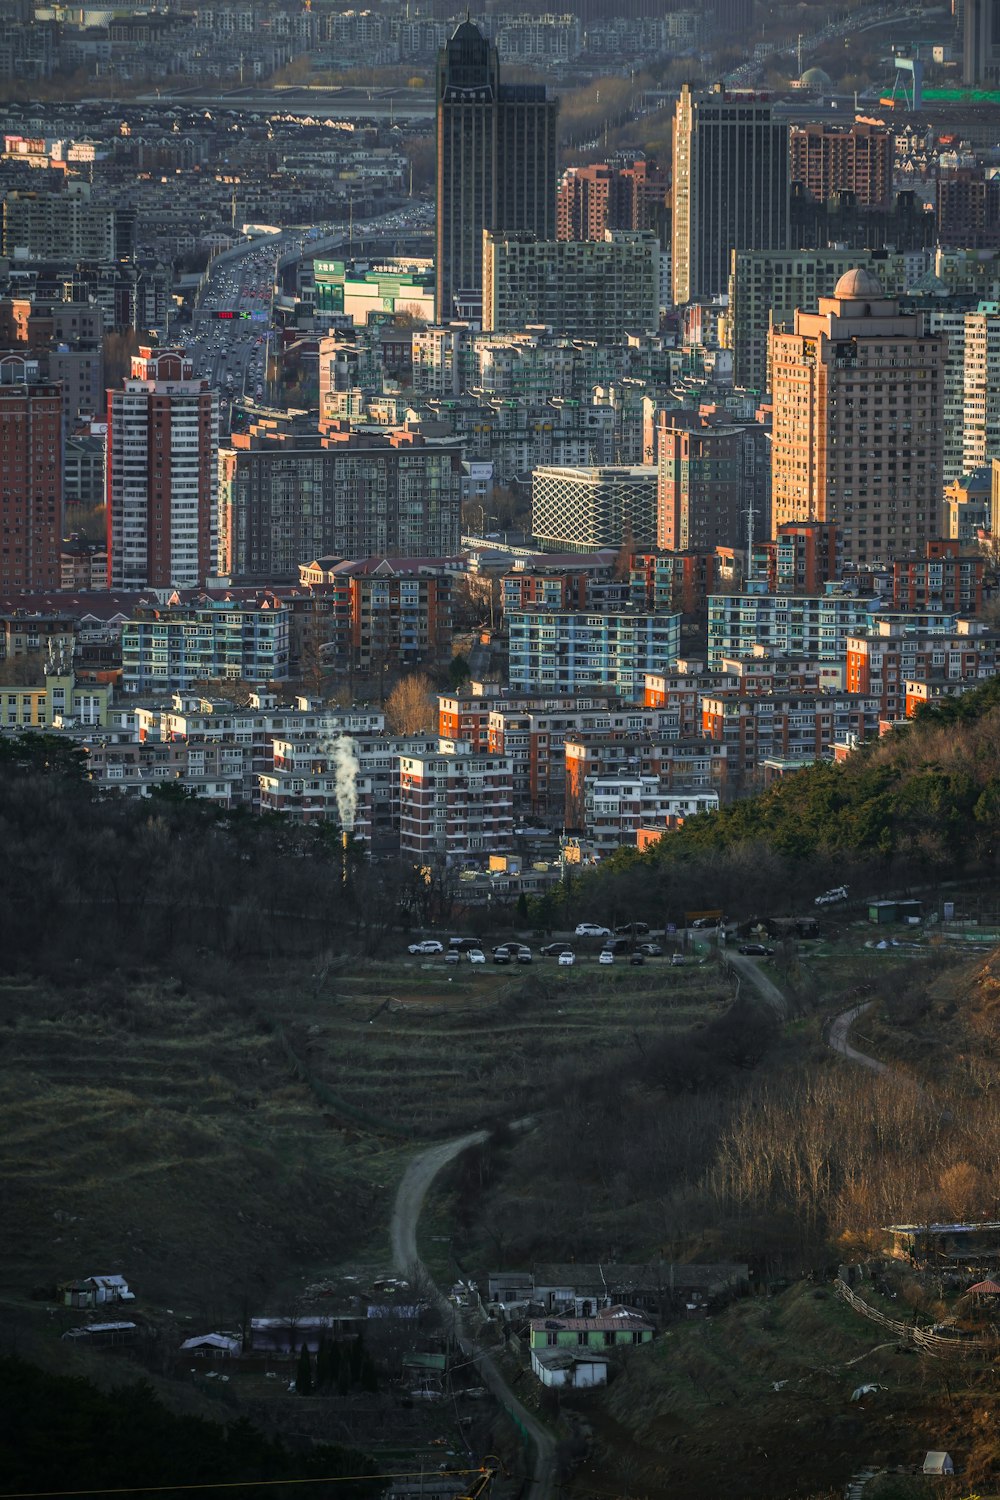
[834,1277,999,1357]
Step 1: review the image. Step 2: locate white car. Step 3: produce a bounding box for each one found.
[575,923,611,938]
[408,939,443,954]
[598,950,615,965]
[814,886,849,906]
[558,951,575,966]
[467,948,486,964]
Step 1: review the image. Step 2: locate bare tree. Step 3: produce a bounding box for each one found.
[385,672,435,734]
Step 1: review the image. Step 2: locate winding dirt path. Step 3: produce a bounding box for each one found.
[390,1131,559,1499]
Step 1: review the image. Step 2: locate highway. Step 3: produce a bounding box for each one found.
[185,200,434,432]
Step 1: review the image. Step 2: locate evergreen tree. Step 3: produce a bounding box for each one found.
[315,1335,330,1389]
[296,1343,313,1396]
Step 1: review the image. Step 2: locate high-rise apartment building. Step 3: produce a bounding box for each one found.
[770,267,944,565]
[727,247,911,393]
[671,83,789,305]
[2,183,115,262]
[218,422,463,581]
[482,229,660,338]
[788,123,893,209]
[435,18,558,319]
[936,168,1000,248]
[107,346,219,592]
[924,304,970,485]
[656,421,745,551]
[962,304,1000,472]
[0,364,63,591]
[556,157,667,241]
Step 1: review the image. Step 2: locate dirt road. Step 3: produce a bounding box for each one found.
[725,948,789,1017]
[827,1000,888,1074]
[390,1131,559,1500]
[729,947,887,1075]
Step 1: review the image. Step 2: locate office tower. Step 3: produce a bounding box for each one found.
[435,18,558,320]
[770,267,944,566]
[789,123,893,209]
[556,158,667,241]
[964,0,1000,85]
[531,464,657,550]
[482,230,660,338]
[107,346,219,591]
[671,83,789,305]
[0,364,63,590]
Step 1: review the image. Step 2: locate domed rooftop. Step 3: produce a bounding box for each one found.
[834,266,884,299]
[799,66,832,87]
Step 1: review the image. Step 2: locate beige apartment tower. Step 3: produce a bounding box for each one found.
[770,267,945,566]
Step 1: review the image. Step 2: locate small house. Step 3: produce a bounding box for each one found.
[922,1452,954,1476]
[62,1274,134,1308]
[402,1350,447,1397]
[179,1333,242,1358]
[528,1305,654,1355]
[530,1347,609,1389]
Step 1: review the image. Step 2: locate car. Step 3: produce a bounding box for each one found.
[690,916,720,929]
[814,885,849,906]
[557,951,575,966]
[670,952,684,966]
[445,950,460,964]
[449,937,483,952]
[408,939,443,954]
[615,921,650,936]
[467,948,486,964]
[515,947,532,964]
[492,949,513,964]
[638,942,663,957]
[575,923,611,938]
[541,941,573,957]
[629,953,645,966]
[598,950,615,965]
[738,943,775,957]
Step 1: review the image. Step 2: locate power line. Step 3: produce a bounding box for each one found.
[4,1470,488,1500]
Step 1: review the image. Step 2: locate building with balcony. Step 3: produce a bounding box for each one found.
[399,739,514,859]
[507,605,681,695]
[121,596,289,693]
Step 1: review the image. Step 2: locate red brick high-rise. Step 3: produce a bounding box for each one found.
[557,158,667,241]
[789,122,893,209]
[0,367,63,590]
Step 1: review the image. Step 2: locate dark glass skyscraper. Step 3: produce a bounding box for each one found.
[435,18,558,320]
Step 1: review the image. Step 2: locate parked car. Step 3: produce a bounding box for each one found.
[409,939,444,954]
[615,921,650,936]
[629,953,645,966]
[814,885,849,906]
[690,916,720,929]
[449,936,484,951]
[638,942,663,957]
[492,942,520,956]
[598,950,615,965]
[467,948,486,964]
[576,922,611,938]
[445,950,460,964]
[738,943,775,956]
[602,937,631,956]
[670,952,684,966]
[541,942,573,957]
[515,947,532,964]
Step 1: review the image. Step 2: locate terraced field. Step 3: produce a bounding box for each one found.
[0,955,729,1319]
